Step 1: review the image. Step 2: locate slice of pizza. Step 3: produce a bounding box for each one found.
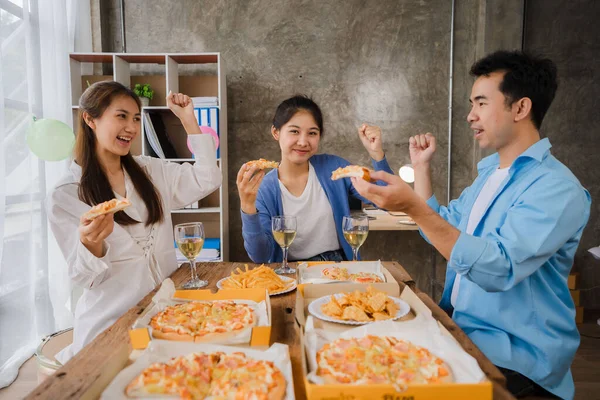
[209,352,286,399]
[321,266,350,281]
[82,198,131,220]
[246,158,280,169]
[331,165,372,181]
[348,272,384,283]
[149,301,212,341]
[198,301,256,342]
[125,352,219,398]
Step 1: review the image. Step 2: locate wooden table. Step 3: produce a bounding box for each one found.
[366,213,419,231]
[26,261,513,400]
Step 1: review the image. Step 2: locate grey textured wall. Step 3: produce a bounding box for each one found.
[98,0,460,296]
[98,0,599,307]
[523,0,600,307]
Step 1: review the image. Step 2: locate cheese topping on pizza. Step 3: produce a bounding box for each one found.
[149,301,255,341]
[83,198,131,220]
[322,267,383,283]
[125,351,286,399]
[246,158,279,169]
[316,335,452,391]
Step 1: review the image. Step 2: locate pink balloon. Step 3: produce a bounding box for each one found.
[187,126,219,155]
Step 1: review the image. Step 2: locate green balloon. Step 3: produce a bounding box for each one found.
[27,118,75,161]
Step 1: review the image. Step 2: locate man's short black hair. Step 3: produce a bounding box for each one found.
[470,50,558,129]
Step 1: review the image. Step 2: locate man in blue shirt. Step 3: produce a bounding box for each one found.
[352,51,590,399]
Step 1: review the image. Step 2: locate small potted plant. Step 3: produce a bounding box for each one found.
[133,83,154,107]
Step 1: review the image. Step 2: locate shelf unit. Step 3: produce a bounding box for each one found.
[68,52,229,261]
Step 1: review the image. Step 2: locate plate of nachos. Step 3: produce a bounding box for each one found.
[308,286,410,325]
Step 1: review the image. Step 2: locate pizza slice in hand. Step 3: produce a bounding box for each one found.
[82,198,131,220]
[331,165,372,182]
[246,158,279,169]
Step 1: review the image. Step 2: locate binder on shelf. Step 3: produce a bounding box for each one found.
[194,107,220,159]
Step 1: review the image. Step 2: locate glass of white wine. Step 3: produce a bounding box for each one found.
[342,215,369,261]
[174,222,206,289]
[272,215,297,275]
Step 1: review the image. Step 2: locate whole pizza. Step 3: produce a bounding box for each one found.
[317,335,453,390]
[149,300,256,342]
[125,351,286,399]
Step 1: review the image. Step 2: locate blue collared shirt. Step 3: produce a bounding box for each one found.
[424,138,590,399]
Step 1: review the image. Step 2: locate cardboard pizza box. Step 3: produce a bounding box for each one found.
[129,287,272,349]
[568,272,579,290]
[295,283,493,400]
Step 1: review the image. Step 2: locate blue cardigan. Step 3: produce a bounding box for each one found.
[241,154,393,262]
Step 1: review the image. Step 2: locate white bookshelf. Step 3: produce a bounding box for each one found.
[68,52,229,261]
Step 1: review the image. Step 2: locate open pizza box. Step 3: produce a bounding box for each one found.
[129,278,272,349]
[101,340,296,399]
[295,282,493,399]
[297,260,394,285]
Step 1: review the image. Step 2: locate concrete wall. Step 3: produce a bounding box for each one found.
[96,0,599,307]
[523,0,600,307]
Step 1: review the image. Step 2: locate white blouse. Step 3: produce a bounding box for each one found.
[46,134,221,364]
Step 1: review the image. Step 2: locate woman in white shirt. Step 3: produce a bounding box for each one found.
[47,81,221,363]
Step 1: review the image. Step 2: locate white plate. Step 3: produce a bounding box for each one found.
[308,293,410,325]
[397,219,416,225]
[216,275,297,296]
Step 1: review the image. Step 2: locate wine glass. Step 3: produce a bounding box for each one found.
[174,222,206,289]
[272,215,297,274]
[342,215,369,261]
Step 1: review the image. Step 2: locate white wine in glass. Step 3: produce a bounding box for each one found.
[272,215,297,274]
[174,222,206,289]
[342,215,369,261]
[273,229,297,248]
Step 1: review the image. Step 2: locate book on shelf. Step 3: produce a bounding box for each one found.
[175,238,220,263]
[191,96,218,107]
[181,201,199,209]
[175,247,220,263]
[194,106,220,159]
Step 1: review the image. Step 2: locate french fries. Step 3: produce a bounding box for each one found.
[321,286,399,322]
[221,264,295,294]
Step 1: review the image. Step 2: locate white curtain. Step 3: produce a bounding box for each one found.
[0,0,91,388]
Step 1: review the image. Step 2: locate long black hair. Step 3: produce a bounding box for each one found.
[75,81,164,226]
